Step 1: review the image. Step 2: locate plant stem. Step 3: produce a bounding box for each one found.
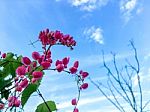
[37,89,52,112]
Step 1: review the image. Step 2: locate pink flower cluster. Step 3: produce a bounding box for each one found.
[1,29,89,112]
[39,29,76,47]
[7,96,21,107]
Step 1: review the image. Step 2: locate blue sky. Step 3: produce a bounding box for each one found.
[0,0,150,112]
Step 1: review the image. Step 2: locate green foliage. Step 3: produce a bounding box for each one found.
[35,101,57,112]
[21,84,39,107]
[0,52,22,100]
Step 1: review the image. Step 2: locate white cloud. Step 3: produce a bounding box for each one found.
[70,0,109,11]
[132,72,143,87]
[76,52,133,68]
[120,0,142,23]
[84,26,104,44]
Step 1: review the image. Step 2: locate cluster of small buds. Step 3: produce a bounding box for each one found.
[39,29,76,48]
[55,57,70,72]
[7,96,21,107]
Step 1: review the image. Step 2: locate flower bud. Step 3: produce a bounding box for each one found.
[32,71,43,79]
[71,98,77,105]
[22,57,31,65]
[32,51,40,60]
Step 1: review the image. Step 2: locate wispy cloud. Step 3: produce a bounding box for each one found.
[120,0,142,23]
[69,0,109,11]
[77,52,133,68]
[83,26,104,44]
[57,96,107,109]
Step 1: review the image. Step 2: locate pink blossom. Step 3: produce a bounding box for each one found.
[0,103,4,110]
[81,72,89,79]
[19,78,28,88]
[22,57,31,65]
[73,108,79,112]
[32,51,40,60]
[56,64,64,72]
[71,98,77,105]
[80,83,88,90]
[16,66,26,76]
[32,71,43,79]
[41,61,51,69]
[14,100,21,107]
[69,67,77,74]
[15,86,22,92]
[73,61,79,68]
[55,60,62,66]
[2,53,6,58]
[62,57,70,68]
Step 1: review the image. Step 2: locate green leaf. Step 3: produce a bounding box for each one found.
[6,52,14,59]
[1,89,10,99]
[21,84,39,107]
[35,101,57,112]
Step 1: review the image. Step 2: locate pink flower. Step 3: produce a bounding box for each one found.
[0,103,4,110]
[32,71,43,79]
[73,108,79,112]
[62,57,70,68]
[8,102,13,107]
[22,57,31,65]
[16,66,26,76]
[32,61,37,67]
[81,72,89,79]
[19,78,28,88]
[2,53,6,58]
[55,60,62,66]
[71,98,77,105]
[80,83,88,90]
[8,96,20,107]
[8,96,17,102]
[69,67,77,74]
[56,64,64,72]
[54,30,62,39]
[41,61,51,69]
[15,86,22,92]
[14,99,21,107]
[73,61,79,68]
[32,51,40,60]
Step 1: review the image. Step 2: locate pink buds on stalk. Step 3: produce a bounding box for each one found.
[8,96,21,107]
